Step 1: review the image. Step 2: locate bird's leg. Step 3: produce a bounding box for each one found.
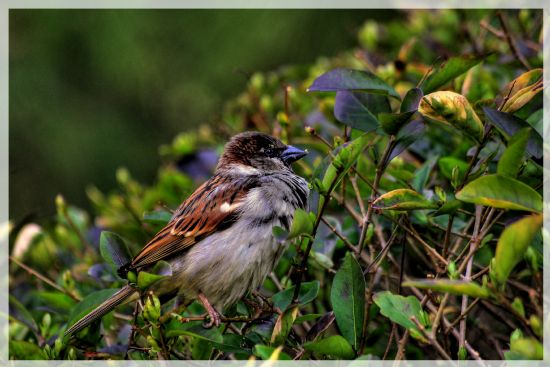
[198,293,221,328]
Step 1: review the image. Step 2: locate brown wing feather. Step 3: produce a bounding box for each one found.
[129,174,258,269]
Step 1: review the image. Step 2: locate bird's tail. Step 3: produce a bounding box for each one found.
[65,284,137,337]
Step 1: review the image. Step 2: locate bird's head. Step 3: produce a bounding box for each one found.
[217,131,307,174]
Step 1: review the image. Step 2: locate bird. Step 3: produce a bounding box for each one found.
[65,131,309,336]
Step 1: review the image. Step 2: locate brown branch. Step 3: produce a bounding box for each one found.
[497,11,531,70]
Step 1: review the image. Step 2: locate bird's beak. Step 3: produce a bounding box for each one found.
[281,145,308,164]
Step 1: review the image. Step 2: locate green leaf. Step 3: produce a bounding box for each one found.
[456,174,542,212]
[99,231,132,274]
[9,295,39,335]
[164,320,223,343]
[379,110,416,135]
[373,291,424,331]
[438,156,469,181]
[319,134,370,212]
[66,289,119,331]
[271,305,298,345]
[9,340,46,360]
[142,210,172,225]
[272,280,320,311]
[308,68,400,100]
[137,261,172,289]
[304,335,356,359]
[372,189,438,211]
[331,253,365,349]
[420,54,485,94]
[402,279,491,299]
[419,91,484,142]
[497,128,530,177]
[491,214,542,285]
[506,337,543,360]
[288,208,314,239]
[254,345,291,360]
[412,156,438,192]
[387,120,425,165]
[35,291,76,313]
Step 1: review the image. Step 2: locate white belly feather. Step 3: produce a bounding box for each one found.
[165,173,308,309]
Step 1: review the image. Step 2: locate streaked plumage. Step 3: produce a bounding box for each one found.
[66,131,308,336]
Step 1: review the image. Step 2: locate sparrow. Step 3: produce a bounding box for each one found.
[65,131,309,336]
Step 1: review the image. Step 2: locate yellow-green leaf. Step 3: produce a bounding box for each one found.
[419,91,484,142]
[304,335,355,359]
[497,128,530,177]
[402,279,491,299]
[372,189,438,210]
[456,174,542,213]
[498,69,543,114]
[491,214,542,285]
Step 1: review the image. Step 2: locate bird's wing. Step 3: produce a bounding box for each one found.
[129,174,258,269]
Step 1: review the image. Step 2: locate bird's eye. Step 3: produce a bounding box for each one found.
[264,148,275,157]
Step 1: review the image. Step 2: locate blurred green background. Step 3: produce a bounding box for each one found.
[9,9,397,223]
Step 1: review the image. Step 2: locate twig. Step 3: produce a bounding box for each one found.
[320,216,357,253]
[445,298,481,335]
[9,256,81,301]
[410,316,454,361]
[497,11,531,70]
[358,136,396,253]
[459,205,482,355]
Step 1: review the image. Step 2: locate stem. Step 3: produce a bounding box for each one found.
[459,205,482,356]
[358,136,396,253]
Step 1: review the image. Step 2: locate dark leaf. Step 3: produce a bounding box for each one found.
[334,91,379,132]
[420,54,486,94]
[308,68,400,99]
[99,231,132,274]
[483,107,542,159]
[400,87,423,113]
[272,281,320,311]
[331,253,365,349]
[386,119,426,166]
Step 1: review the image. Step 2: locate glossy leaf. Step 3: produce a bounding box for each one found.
[137,261,172,289]
[497,128,530,177]
[420,54,485,94]
[331,253,365,349]
[400,87,423,113]
[402,279,491,299]
[164,320,223,343]
[412,156,438,192]
[491,214,542,285]
[379,110,416,135]
[99,231,132,274]
[386,119,426,165]
[308,68,400,99]
[334,91,379,132]
[372,189,438,211]
[373,291,424,331]
[272,280,320,311]
[456,174,542,212]
[483,107,542,159]
[419,91,484,142]
[304,335,355,359]
[66,289,119,331]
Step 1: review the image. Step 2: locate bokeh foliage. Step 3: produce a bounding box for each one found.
[9,9,544,361]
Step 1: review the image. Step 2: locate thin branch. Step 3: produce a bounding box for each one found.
[497,11,531,70]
